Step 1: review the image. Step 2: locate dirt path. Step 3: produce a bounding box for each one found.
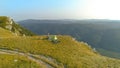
[0,49,64,68]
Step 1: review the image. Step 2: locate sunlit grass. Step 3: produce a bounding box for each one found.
[0,54,41,68]
[0,35,120,67]
[0,27,15,37]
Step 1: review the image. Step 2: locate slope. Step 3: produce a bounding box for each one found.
[0,16,34,36]
[0,27,15,37]
[0,54,41,68]
[18,19,120,59]
[0,35,120,68]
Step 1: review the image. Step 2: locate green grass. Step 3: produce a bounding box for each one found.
[0,54,41,68]
[0,35,120,67]
[0,27,15,37]
[0,16,8,28]
[0,16,34,36]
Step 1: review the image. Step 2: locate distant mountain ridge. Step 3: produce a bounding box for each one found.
[19,19,120,23]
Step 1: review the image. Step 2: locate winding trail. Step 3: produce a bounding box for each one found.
[0,49,64,68]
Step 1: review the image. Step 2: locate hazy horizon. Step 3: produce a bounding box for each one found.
[1,0,120,21]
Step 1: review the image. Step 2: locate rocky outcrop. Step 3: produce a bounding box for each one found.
[5,17,13,30]
[0,16,34,36]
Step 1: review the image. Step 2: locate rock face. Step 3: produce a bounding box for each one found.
[5,17,13,30]
[0,16,34,36]
[5,25,12,30]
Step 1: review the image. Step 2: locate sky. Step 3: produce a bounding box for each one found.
[0,0,120,21]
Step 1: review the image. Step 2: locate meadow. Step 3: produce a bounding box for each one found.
[0,35,120,68]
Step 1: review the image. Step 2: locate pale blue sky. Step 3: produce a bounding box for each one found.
[0,0,120,21]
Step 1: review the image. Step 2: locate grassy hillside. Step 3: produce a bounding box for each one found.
[0,16,34,36]
[0,35,120,68]
[0,27,15,37]
[0,54,41,68]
